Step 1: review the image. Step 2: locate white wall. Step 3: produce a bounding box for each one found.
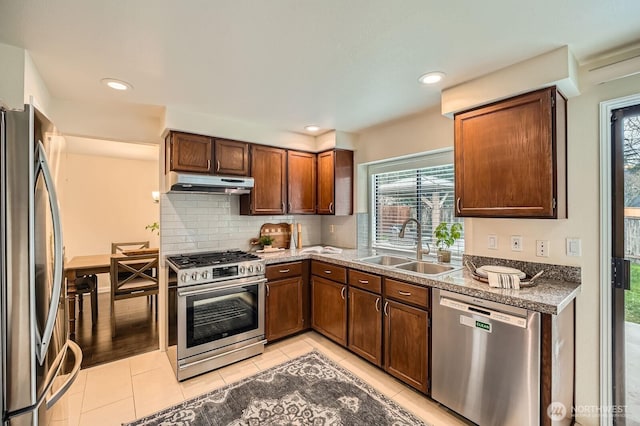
[60,150,160,289]
[164,107,316,151]
[355,72,640,425]
[0,42,25,109]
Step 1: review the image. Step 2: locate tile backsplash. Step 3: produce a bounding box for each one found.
[161,193,322,255]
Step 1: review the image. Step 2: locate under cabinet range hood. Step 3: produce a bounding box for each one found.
[166,172,254,194]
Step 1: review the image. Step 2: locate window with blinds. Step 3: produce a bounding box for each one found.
[370,152,464,257]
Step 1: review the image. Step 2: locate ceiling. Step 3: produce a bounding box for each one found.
[1,0,640,137]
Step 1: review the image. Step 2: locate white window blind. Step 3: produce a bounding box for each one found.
[370,151,464,257]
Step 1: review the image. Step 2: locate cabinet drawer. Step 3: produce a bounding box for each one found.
[311,261,347,283]
[348,270,382,294]
[266,262,302,280]
[384,279,429,309]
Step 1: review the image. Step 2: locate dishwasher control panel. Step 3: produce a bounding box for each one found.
[440,296,528,328]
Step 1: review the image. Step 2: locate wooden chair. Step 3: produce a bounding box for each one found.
[111,241,150,254]
[110,253,159,335]
[75,274,98,324]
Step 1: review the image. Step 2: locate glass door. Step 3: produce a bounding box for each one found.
[612,103,640,425]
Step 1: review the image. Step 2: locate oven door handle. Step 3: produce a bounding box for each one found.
[178,277,267,297]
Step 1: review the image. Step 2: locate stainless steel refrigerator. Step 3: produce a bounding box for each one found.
[1,104,82,425]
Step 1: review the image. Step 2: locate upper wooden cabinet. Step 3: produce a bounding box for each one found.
[454,86,567,218]
[214,138,250,176]
[240,145,286,215]
[166,132,250,176]
[317,149,354,215]
[287,150,317,214]
[167,132,213,173]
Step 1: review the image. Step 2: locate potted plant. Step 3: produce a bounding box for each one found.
[258,235,275,250]
[434,222,462,263]
[145,221,160,235]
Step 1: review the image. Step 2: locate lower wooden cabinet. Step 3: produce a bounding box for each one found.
[265,276,304,342]
[384,299,429,393]
[348,287,382,366]
[311,276,347,346]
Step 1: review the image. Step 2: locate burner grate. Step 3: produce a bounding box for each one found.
[167,249,260,269]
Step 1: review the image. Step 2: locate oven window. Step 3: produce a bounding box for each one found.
[186,285,258,348]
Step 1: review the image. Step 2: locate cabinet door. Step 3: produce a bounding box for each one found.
[348,287,382,366]
[214,139,250,176]
[311,276,347,346]
[316,150,335,214]
[169,132,213,173]
[454,86,565,218]
[384,300,429,393]
[266,277,303,342]
[245,145,286,215]
[288,150,316,214]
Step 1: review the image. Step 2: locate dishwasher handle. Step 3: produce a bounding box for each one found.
[439,296,528,328]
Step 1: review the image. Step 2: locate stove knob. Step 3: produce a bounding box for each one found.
[201,270,209,280]
[181,273,189,283]
[239,266,246,274]
[256,264,264,273]
[191,272,198,281]
[248,265,254,273]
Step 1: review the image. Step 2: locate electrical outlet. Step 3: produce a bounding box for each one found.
[329,224,335,234]
[488,235,498,250]
[511,236,523,252]
[536,240,549,257]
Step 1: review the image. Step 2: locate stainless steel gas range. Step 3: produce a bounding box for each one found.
[166,250,266,381]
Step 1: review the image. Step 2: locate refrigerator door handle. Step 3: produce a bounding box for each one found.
[46,340,82,409]
[34,141,65,364]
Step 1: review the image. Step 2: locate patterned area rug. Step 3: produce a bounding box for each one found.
[126,351,428,425]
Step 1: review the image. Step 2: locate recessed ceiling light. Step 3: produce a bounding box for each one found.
[305,125,320,132]
[418,71,446,85]
[101,78,133,91]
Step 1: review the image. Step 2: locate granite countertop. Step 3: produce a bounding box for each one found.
[257,248,581,315]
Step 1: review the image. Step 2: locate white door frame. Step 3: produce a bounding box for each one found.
[600,93,640,425]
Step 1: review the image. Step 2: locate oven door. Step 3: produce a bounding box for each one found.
[177,276,266,359]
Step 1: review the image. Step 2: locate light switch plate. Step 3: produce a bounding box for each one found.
[566,238,582,256]
[488,235,498,250]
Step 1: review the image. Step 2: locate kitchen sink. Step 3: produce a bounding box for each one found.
[394,261,459,276]
[357,255,412,266]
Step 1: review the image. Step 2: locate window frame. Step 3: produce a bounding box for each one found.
[367,148,464,259]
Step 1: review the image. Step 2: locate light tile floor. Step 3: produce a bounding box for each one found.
[50,331,469,426]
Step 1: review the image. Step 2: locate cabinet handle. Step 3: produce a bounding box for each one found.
[358,279,369,284]
[216,160,221,172]
[375,297,380,312]
[384,301,389,316]
[329,202,334,213]
[278,269,290,273]
[266,284,270,297]
[324,270,332,274]
[207,159,211,171]
[282,202,285,212]
[288,202,292,212]
[398,290,412,296]
[341,287,346,300]
[456,197,461,214]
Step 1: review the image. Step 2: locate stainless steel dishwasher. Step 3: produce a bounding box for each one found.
[432,289,541,426]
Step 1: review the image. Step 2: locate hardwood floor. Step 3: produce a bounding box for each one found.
[72,291,159,369]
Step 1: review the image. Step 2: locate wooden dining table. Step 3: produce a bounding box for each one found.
[64,248,159,335]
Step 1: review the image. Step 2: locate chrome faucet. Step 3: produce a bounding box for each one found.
[399,218,430,260]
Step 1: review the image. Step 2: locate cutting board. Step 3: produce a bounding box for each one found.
[258,223,291,249]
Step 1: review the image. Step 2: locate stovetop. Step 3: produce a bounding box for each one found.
[166,250,260,269]
[166,250,265,286]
